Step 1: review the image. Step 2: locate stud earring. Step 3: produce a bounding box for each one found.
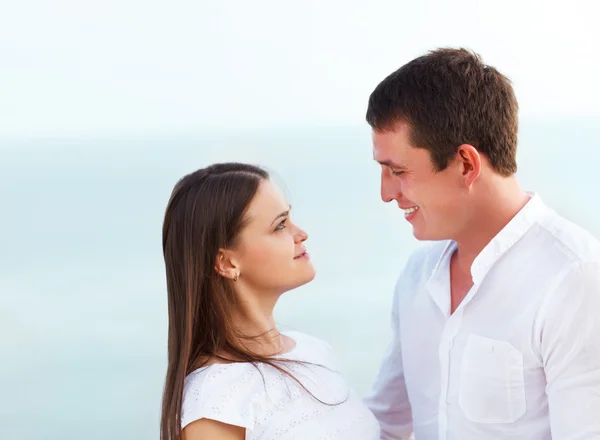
[233,272,239,282]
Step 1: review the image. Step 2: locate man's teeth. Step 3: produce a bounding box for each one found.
[404,206,419,215]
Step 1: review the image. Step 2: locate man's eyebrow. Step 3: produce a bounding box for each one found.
[270,205,292,226]
[374,159,406,169]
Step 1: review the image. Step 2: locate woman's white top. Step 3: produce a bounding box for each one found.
[181,330,380,439]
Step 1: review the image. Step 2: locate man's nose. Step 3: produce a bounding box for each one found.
[381,171,399,203]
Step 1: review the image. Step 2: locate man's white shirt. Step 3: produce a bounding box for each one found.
[365,193,600,439]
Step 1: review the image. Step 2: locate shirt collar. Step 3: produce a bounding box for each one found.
[470,191,548,284]
[427,192,549,286]
[426,240,457,317]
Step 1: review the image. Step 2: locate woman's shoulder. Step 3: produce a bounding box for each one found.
[184,361,262,391]
[181,332,341,430]
[278,329,340,371]
[280,329,333,352]
[182,363,265,431]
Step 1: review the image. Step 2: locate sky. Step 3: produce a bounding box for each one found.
[0,0,599,140]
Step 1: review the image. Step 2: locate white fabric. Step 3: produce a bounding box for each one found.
[182,330,380,439]
[365,193,600,440]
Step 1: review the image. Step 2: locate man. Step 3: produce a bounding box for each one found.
[363,48,600,440]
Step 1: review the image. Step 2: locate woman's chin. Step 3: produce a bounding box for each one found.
[297,267,317,287]
[304,267,316,284]
[280,268,316,294]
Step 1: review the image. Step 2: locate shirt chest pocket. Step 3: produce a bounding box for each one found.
[459,334,526,424]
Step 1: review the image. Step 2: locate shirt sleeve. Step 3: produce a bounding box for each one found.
[540,261,600,439]
[181,366,259,431]
[363,273,414,440]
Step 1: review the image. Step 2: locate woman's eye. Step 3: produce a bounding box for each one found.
[391,170,404,176]
[275,218,287,231]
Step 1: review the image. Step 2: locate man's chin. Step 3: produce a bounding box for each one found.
[412,227,447,242]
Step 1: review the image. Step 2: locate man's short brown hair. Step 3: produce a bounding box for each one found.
[366,48,519,176]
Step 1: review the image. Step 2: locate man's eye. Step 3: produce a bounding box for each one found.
[391,170,404,176]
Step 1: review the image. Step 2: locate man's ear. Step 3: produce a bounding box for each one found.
[214,248,240,281]
[456,144,481,189]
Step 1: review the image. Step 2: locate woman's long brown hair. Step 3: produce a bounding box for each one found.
[160,163,270,440]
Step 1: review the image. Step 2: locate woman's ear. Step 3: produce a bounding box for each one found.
[214,249,240,281]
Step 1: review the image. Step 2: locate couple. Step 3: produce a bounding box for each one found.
[160,48,600,440]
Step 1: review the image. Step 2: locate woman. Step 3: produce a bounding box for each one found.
[160,162,379,439]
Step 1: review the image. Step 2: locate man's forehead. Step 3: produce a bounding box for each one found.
[372,142,410,168]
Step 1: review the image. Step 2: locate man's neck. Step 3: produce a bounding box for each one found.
[453,177,530,271]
